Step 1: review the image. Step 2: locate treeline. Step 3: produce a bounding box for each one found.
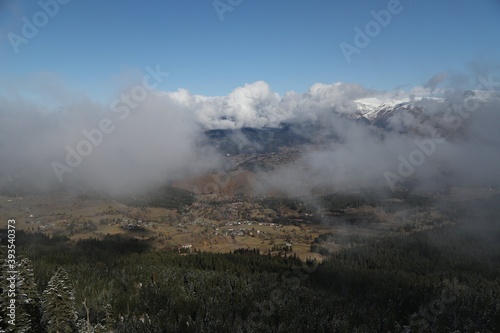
[258,196,309,212]
[119,185,194,211]
[259,190,433,218]
[318,190,432,213]
[310,232,370,255]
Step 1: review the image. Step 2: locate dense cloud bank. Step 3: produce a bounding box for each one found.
[162,80,431,130]
[0,92,220,194]
[0,71,499,195]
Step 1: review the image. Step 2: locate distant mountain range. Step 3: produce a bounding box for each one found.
[205,90,499,155]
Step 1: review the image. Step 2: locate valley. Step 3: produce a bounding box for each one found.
[1,180,482,262]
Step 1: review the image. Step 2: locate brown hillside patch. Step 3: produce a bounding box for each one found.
[172,170,254,196]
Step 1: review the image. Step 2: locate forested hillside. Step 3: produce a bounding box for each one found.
[1,195,499,332]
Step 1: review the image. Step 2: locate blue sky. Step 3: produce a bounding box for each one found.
[1,0,499,102]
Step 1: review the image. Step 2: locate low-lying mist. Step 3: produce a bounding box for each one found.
[1,68,499,198]
[253,97,500,196]
[0,87,222,195]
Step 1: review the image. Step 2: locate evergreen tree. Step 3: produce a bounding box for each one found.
[0,257,42,333]
[103,303,114,332]
[93,323,107,333]
[0,258,14,332]
[76,319,91,333]
[42,267,78,333]
[17,258,43,332]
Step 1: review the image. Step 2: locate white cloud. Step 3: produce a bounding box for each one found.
[157,81,382,129]
[2,72,498,195]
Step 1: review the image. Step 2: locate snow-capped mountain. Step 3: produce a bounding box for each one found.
[354,90,498,122]
[354,97,420,121]
[205,90,498,155]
